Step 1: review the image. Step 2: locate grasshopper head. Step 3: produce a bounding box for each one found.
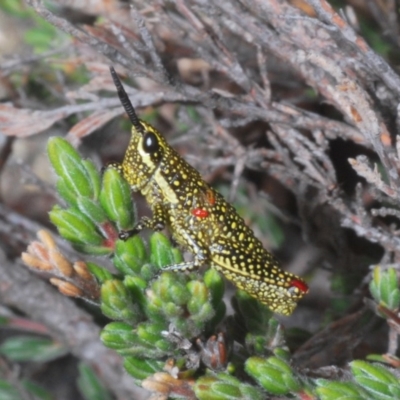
[110,66,170,188]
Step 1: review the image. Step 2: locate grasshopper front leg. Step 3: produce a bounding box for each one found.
[119,202,167,240]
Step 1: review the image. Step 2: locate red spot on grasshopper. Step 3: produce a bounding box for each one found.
[192,208,209,218]
[289,279,308,293]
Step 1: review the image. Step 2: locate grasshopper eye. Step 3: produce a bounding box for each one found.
[143,132,159,153]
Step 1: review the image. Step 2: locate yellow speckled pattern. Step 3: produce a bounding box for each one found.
[110,67,308,315]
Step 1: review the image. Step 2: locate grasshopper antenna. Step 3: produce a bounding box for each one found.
[109,66,143,132]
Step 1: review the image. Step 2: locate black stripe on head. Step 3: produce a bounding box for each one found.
[109,66,143,133]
